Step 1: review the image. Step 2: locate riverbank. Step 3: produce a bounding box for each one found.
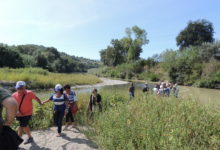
[73,77,129,89]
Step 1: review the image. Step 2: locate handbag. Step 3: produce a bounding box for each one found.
[71,103,78,114]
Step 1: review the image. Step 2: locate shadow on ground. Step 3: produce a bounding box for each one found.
[61,133,98,150]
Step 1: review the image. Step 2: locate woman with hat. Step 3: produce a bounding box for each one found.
[43,84,69,137]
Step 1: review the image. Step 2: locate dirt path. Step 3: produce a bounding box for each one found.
[19,126,98,150]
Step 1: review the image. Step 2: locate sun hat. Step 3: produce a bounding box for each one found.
[54,84,63,92]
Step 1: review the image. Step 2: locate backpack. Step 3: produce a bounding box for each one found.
[142,87,149,92]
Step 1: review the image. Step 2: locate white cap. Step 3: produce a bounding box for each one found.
[55,84,63,91]
[15,81,26,89]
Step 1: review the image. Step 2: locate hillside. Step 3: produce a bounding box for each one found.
[0,43,101,73]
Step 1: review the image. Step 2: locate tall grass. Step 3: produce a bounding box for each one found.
[78,89,220,150]
[0,68,101,88]
[6,87,220,149]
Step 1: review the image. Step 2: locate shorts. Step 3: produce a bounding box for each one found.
[16,115,32,127]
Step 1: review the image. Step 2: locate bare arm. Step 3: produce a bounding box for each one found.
[42,99,51,104]
[35,96,43,105]
[2,97,18,126]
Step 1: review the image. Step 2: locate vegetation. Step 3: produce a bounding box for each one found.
[0,46,24,68]
[95,20,220,89]
[7,88,220,149]
[100,26,149,66]
[176,19,214,49]
[0,68,101,89]
[87,90,220,150]
[0,44,100,73]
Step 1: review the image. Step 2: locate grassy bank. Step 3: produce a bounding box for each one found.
[0,68,101,89]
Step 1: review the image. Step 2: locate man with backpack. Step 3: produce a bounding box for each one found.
[12,81,43,144]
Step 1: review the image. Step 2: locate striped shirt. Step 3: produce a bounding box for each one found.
[49,93,67,111]
[65,91,77,103]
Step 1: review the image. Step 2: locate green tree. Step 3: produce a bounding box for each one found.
[0,46,24,68]
[176,19,214,49]
[36,54,48,69]
[123,26,149,61]
[100,26,149,66]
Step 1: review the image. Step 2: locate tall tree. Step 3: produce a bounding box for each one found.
[123,26,149,61]
[100,26,149,66]
[176,19,214,49]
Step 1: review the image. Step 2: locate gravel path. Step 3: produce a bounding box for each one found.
[19,126,98,150]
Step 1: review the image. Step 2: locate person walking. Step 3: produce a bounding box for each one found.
[63,85,77,130]
[12,81,43,144]
[142,82,149,93]
[173,83,180,98]
[0,87,23,150]
[43,84,68,137]
[129,82,135,100]
[88,88,102,116]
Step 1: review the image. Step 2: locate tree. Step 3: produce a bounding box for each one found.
[36,54,48,69]
[176,19,214,49]
[0,46,24,68]
[100,26,149,66]
[123,26,149,61]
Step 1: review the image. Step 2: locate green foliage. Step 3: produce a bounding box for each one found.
[100,26,149,66]
[0,45,24,68]
[138,71,160,82]
[195,69,220,89]
[77,89,220,150]
[176,19,214,49]
[0,44,100,73]
[159,42,220,86]
[0,68,101,89]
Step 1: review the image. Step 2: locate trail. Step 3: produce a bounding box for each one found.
[19,126,98,150]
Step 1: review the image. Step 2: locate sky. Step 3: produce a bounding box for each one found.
[0,0,219,60]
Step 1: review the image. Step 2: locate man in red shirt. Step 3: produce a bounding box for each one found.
[12,81,43,145]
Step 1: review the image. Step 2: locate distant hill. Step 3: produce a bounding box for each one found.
[0,43,101,73]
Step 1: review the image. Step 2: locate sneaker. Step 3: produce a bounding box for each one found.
[23,137,34,145]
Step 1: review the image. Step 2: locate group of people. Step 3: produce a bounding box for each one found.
[0,81,103,150]
[152,82,179,97]
[128,81,180,99]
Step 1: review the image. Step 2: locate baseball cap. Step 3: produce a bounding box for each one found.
[15,81,26,89]
[55,84,63,91]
